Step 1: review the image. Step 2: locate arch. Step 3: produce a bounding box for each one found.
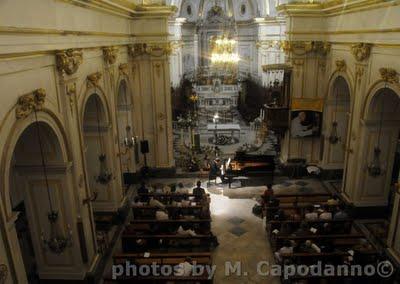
[326,69,354,107]
[80,85,112,129]
[362,80,400,121]
[1,110,71,219]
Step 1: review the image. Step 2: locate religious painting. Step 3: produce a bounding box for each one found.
[290,97,323,137]
[290,111,322,138]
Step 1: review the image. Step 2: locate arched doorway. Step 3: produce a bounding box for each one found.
[322,75,351,183]
[9,121,75,281]
[82,94,115,210]
[360,87,400,205]
[116,79,138,177]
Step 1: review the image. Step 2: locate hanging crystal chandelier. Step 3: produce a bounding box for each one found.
[94,90,112,185]
[210,35,240,66]
[33,110,73,254]
[329,87,340,144]
[367,84,386,177]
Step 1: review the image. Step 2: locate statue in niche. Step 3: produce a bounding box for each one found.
[240,4,246,15]
[213,79,222,93]
[187,4,192,16]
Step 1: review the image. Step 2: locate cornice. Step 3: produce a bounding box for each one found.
[277,0,400,17]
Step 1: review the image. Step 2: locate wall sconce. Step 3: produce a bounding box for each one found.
[96,154,112,185]
[328,121,340,144]
[123,126,135,149]
[367,147,383,177]
[41,211,73,255]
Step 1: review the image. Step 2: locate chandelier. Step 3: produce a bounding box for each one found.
[367,84,386,177]
[33,109,73,254]
[94,87,112,185]
[210,35,239,65]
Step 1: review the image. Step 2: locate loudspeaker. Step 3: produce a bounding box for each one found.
[194,134,200,151]
[140,140,149,154]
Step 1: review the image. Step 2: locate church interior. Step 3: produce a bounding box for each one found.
[0,0,400,283]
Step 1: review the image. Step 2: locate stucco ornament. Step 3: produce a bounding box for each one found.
[351,43,372,62]
[56,49,83,75]
[16,88,46,119]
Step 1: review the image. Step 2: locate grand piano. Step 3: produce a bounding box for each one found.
[230,151,275,176]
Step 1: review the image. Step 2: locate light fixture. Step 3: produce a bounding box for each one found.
[210,35,240,66]
[33,110,73,254]
[94,90,112,185]
[123,126,135,149]
[120,83,135,150]
[367,84,386,177]
[329,86,340,144]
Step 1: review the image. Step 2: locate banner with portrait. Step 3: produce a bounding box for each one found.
[290,98,323,138]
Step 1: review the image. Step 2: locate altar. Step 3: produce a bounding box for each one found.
[207,123,241,139]
[196,84,239,111]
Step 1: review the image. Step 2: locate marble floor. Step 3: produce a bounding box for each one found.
[209,190,281,284]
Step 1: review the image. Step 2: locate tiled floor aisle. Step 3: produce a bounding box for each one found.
[209,189,281,284]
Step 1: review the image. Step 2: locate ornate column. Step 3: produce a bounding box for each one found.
[55,49,98,272]
[130,4,176,169]
[341,43,378,206]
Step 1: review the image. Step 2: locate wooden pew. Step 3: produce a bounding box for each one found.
[266,219,354,236]
[121,233,217,252]
[268,193,333,205]
[272,233,365,250]
[132,206,209,219]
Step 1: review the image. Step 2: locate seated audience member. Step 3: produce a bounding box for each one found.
[275,240,294,263]
[268,197,280,208]
[319,239,335,253]
[333,204,349,220]
[305,205,319,221]
[319,205,333,220]
[262,185,274,204]
[176,182,189,194]
[131,197,145,207]
[273,209,286,221]
[292,221,309,237]
[175,257,194,277]
[149,197,166,209]
[193,181,206,200]
[137,181,150,202]
[327,195,340,206]
[321,222,333,234]
[163,184,172,194]
[177,226,196,236]
[289,208,302,221]
[299,240,321,253]
[155,210,169,220]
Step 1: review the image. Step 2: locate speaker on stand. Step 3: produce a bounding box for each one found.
[140,140,150,177]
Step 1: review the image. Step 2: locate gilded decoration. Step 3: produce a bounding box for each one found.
[355,65,365,86]
[279,40,330,55]
[335,60,346,72]
[129,43,172,57]
[87,72,103,87]
[119,63,129,76]
[66,83,76,114]
[56,49,83,75]
[0,264,8,283]
[379,68,399,83]
[16,88,46,119]
[103,46,118,65]
[351,43,372,62]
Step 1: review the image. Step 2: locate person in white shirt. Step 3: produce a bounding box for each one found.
[275,240,294,263]
[304,206,319,221]
[291,111,319,137]
[319,205,333,220]
[175,257,193,277]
